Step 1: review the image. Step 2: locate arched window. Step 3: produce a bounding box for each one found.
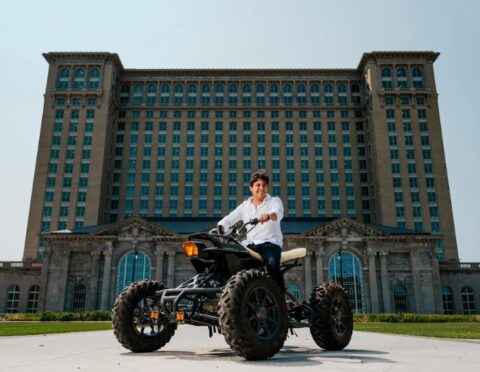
[397,67,408,89]
[161,83,170,93]
[73,68,85,89]
[228,83,238,105]
[442,286,454,314]
[412,67,424,89]
[328,251,364,312]
[202,83,211,93]
[5,285,20,313]
[26,285,40,313]
[57,68,70,90]
[174,84,184,105]
[287,283,300,301]
[147,84,157,94]
[297,83,306,105]
[381,67,392,89]
[72,284,86,312]
[283,83,292,105]
[120,84,130,104]
[188,84,197,94]
[324,83,333,104]
[187,84,197,105]
[269,83,279,105]
[351,84,361,104]
[215,83,224,105]
[201,83,211,105]
[133,84,143,105]
[338,83,347,104]
[116,251,152,294]
[160,83,170,105]
[392,284,408,313]
[88,68,100,89]
[461,286,477,314]
[242,83,251,105]
[146,84,156,105]
[310,83,320,105]
[256,83,265,105]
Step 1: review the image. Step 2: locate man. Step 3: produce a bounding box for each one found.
[217,170,285,291]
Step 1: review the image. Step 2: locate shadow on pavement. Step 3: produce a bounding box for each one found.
[121,346,393,366]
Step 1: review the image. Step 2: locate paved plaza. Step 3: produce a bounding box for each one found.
[0,325,479,371]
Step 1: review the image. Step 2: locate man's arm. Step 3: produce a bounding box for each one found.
[217,202,245,231]
[259,197,284,223]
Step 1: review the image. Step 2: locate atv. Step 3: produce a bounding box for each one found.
[112,218,353,360]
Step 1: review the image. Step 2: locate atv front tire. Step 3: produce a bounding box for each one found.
[309,282,353,350]
[218,269,288,360]
[112,280,176,352]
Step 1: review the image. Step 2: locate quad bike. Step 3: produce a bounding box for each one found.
[112,218,353,360]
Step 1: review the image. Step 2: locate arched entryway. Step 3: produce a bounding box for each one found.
[116,251,152,294]
[328,251,364,312]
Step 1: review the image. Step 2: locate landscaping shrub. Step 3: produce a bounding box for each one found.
[353,313,480,323]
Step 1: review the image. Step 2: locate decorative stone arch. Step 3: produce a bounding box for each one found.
[327,250,365,312]
[116,250,153,295]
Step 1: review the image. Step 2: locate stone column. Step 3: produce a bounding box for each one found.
[56,249,71,311]
[368,251,379,313]
[410,250,424,313]
[155,245,165,283]
[304,251,312,296]
[380,252,392,313]
[88,250,101,310]
[167,251,176,288]
[430,250,444,313]
[100,242,113,310]
[38,246,52,312]
[316,244,325,285]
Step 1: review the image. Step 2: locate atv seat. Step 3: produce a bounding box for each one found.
[245,247,307,263]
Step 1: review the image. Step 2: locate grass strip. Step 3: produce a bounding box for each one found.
[354,322,480,339]
[0,321,112,336]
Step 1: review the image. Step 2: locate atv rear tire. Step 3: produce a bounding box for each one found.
[309,282,353,350]
[218,269,288,360]
[112,280,176,352]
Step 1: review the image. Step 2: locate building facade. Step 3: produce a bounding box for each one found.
[1,52,478,315]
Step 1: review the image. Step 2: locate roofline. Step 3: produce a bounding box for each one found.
[42,51,439,77]
[357,51,440,71]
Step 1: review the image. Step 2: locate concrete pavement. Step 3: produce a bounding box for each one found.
[0,325,479,371]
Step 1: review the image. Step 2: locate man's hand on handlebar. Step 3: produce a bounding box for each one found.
[258,214,272,224]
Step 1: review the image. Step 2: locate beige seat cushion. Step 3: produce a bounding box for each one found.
[245,247,307,263]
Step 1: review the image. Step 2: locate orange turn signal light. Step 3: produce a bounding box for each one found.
[150,310,159,319]
[176,312,185,321]
[183,241,199,257]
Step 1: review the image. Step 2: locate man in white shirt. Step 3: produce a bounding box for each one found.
[218,170,285,291]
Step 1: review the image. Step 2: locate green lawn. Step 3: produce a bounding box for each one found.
[354,322,480,339]
[0,321,112,336]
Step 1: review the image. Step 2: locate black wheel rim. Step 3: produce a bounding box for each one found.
[133,296,168,337]
[331,296,347,335]
[244,287,280,339]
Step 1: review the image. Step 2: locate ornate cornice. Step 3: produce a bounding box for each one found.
[357,51,440,72]
[42,52,124,71]
[120,68,360,79]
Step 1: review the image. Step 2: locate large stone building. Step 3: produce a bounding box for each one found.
[1,52,479,315]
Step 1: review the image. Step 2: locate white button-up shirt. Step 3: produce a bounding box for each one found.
[218,194,284,247]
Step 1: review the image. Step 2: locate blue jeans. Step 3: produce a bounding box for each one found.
[248,242,285,291]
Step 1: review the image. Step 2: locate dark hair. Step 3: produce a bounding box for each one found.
[249,170,269,187]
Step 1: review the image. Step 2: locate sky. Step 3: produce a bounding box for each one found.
[0,0,478,262]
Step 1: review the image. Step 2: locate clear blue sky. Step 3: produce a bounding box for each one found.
[0,0,478,261]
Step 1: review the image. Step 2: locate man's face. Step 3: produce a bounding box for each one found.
[250,179,268,200]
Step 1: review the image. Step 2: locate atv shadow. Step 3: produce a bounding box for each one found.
[122,346,393,366]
